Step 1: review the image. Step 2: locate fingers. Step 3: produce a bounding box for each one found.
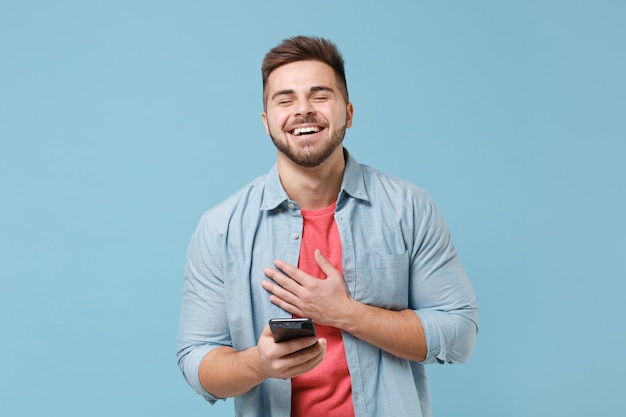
[260,277,303,315]
[268,295,304,317]
[281,338,327,378]
[266,252,335,287]
[268,259,309,286]
[262,268,295,292]
[260,336,326,380]
[262,262,309,315]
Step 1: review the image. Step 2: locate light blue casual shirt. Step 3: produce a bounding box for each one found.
[177,149,478,417]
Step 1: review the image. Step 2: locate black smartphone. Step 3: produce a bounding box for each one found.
[269,318,317,343]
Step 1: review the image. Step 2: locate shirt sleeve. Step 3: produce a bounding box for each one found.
[176,212,231,402]
[410,194,479,365]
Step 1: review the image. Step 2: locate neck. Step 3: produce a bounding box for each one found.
[277,148,345,210]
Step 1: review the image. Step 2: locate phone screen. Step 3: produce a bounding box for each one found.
[269,318,316,343]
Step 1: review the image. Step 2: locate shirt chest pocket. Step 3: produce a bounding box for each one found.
[353,252,410,310]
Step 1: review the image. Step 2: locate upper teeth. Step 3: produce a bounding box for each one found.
[292,126,320,136]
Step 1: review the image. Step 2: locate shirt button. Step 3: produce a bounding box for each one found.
[288,203,295,209]
[292,233,300,240]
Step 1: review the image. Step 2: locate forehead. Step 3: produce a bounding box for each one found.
[265,60,339,93]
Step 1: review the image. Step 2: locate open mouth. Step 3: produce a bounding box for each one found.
[289,126,324,136]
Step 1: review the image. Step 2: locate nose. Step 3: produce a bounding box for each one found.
[294,98,315,117]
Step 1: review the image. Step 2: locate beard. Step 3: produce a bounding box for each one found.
[269,121,347,168]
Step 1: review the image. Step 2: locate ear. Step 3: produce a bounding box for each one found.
[261,111,270,136]
[345,102,354,128]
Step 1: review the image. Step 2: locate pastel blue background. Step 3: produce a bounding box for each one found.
[1,1,624,416]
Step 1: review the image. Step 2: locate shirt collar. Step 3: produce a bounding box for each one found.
[260,148,369,211]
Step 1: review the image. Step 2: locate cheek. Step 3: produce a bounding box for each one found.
[332,110,348,127]
[266,111,290,132]
[321,105,348,127]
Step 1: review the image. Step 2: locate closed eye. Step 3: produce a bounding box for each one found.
[311,95,329,102]
[271,89,296,106]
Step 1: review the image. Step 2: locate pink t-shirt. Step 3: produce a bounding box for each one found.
[291,202,355,417]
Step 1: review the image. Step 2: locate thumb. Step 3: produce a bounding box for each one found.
[318,337,327,350]
[315,249,339,277]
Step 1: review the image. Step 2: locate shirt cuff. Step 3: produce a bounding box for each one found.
[415,309,478,365]
[180,344,221,402]
[415,309,452,364]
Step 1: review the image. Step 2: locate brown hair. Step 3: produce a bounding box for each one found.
[262,36,349,108]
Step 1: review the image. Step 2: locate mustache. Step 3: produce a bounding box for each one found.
[286,115,326,129]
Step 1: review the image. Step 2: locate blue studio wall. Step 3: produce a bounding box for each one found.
[1,1,624,416]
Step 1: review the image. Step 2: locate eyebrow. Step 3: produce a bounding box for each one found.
[310,85,335,94]
[271,85,335,101]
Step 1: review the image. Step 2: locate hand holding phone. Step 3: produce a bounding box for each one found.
[269,318,316,343]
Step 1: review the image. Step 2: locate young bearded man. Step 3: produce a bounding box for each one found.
[177,36,478,417]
